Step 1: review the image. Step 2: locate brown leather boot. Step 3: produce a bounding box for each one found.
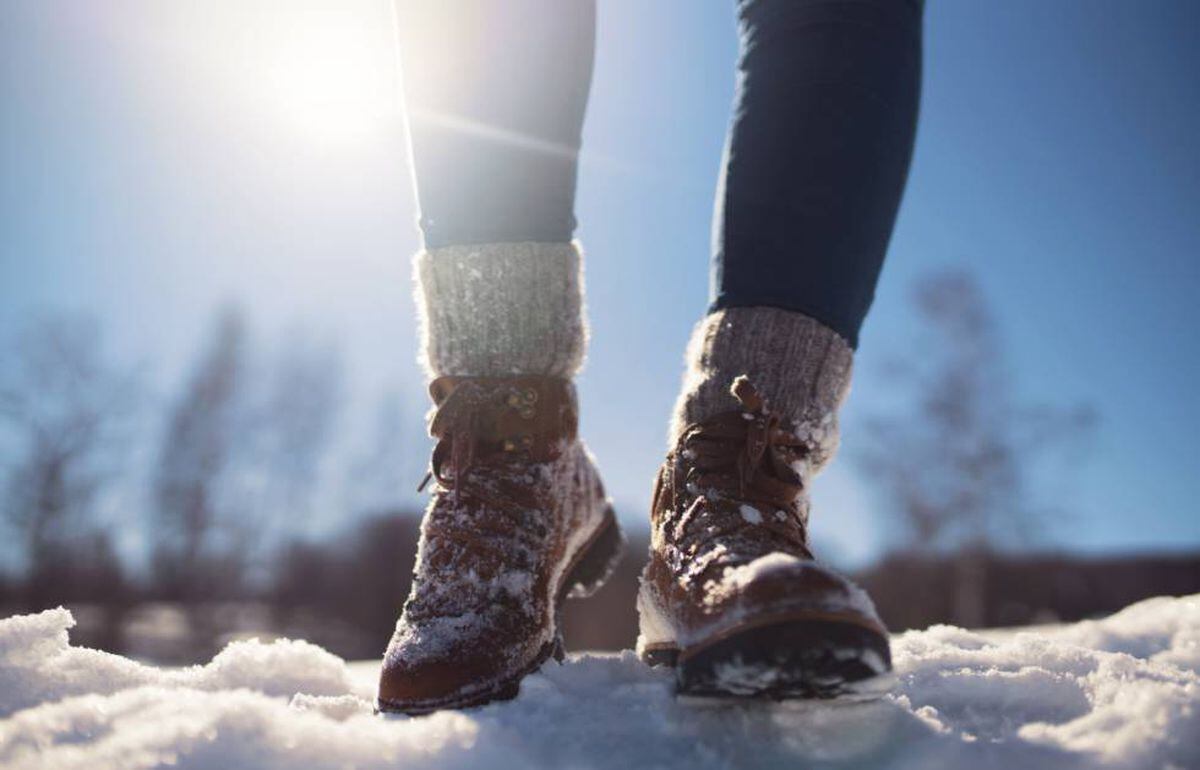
[638,376,890,699]
[377,375,622,714]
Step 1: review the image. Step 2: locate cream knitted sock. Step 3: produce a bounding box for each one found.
[415,241,587,378]
[670,306,854,468]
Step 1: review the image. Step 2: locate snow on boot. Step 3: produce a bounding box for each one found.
[380,242,620,714]
[638,308,890,699]
[378,375,622,714]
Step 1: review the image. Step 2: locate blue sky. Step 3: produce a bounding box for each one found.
[2,1,1197,567]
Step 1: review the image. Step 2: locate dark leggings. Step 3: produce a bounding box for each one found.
[395,0,923,347]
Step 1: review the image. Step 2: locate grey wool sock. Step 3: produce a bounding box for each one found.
[670,306,854,469]
[415,241,587,378]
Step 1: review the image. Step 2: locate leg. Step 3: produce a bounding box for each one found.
[675,0,923,437]
[396,0,595,380]
[641,0,924,699]
[714,0,923,347]
[379,0,622,714]
[396,0,594,249]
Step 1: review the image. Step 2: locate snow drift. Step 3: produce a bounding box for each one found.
[1,595,1197,770]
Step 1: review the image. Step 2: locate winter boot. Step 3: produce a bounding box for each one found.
[637,307,890,699]
[377,243,623,714]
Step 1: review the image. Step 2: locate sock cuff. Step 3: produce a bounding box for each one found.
[670,306,853,465]
[415,241,587,378]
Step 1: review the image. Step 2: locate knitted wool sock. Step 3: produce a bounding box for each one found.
[670,306,854,469]
[415,241,587,378]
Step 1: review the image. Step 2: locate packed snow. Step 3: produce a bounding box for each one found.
[2,595,1198,770]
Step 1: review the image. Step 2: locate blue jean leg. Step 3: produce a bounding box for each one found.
[712,0,925,347]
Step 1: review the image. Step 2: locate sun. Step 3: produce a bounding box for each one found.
[258,13,398,146]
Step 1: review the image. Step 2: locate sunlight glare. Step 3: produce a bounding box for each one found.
[260,15,397,146]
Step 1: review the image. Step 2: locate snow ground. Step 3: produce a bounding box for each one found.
[1,596,1197,770]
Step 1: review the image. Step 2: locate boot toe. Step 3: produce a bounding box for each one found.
[716,553,885,633]
[377,622,550,713]
[675,555,892,698]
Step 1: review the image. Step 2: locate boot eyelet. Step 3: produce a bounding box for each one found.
[523,388,538,404]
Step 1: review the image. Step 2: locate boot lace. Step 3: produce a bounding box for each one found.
[656,376,812,560]
[413,379,561,579]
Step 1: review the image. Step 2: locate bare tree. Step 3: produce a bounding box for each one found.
[151,308,345,600]
[0,314,137,609]
[858,269,1094,626]
[243,329,343,550]
[344,387,423,517]
[151,307,249,601]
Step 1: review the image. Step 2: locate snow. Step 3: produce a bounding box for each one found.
[2,595,1198,770]
[738,504,763,524]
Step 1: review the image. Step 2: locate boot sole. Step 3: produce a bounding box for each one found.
[562,504,626,599]
[377,505,624,715]
[644,615,893,701]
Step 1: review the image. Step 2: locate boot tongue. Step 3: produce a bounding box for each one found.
[429,376,577,443]
[422,376,578,493]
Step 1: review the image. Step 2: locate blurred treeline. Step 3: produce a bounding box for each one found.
[2,272,1197,663]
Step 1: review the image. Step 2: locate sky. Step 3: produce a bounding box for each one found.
[2,1,1198,567]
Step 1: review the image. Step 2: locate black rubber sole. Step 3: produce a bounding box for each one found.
[670,620,892,700]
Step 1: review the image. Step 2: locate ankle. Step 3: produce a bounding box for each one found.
[415,241,587,379]
[670,306,853,468]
